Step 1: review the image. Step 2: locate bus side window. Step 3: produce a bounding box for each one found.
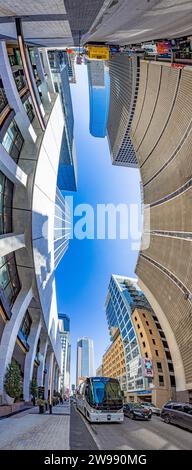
[88,383,94,405]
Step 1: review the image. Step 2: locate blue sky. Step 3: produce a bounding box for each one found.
[55,63,141,386]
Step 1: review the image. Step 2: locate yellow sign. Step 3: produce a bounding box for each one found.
[87,46,110,61]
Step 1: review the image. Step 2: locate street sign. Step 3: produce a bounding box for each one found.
[156,41,171,55]
[87,45,110,61]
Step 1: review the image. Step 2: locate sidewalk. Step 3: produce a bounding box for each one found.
[0,403,70,450]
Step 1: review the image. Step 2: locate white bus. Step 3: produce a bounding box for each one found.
[76,376,124,423]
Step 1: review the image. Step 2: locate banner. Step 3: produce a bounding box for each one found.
[143,358,153,377]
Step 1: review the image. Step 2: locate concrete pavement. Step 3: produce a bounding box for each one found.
[0,403,70,450]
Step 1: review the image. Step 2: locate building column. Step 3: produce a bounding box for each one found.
[0,286,33,397]
[23,316,42,401]
[34,48,51,105]
[0,143,27,186]
[44,350,52,400]
[56,368,60,393]
[37,337,48,387]
[0,41,37,143]
[54,366,59,393]
[52,359,56,395]
[0,233,25,257]
[40,49,55,94]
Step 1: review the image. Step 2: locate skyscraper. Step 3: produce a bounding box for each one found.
[107,54,139,167]
[58,313,71,398]
[87,60,110,138]
[105,275,175,406]
[0,36,72,405]
[76,337,94,386]
[48,50,77,192]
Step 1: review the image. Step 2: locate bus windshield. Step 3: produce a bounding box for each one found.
[92,378,122,405]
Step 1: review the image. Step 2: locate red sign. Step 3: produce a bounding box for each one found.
[156,41,171,55]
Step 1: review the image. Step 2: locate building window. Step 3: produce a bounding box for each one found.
[0,254,20,306]
[143,313,146,318]
[152,339,156,345]
[145,352,148,358]
[142,341,146,348]
[20,311,32,342]
[157,362,162,372]
[165,351,172,360]
[170,375,176,387]
[149,329,153,335]
[146,321,149,326]
[155,350,159,357]
[24,97,35,122]
[140,332,143,338]
[168,363,174,372]
[0,171,13,235]
[2,120,24,163]
[137,324,140,329]
[128,328,135,341]
[134,316,137,321]
[159,375,164,386]
[159,330,165,339]
[0,79,8,113]
[163,340,169,349]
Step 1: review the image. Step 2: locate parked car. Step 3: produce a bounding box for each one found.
[161,402,192,432]
[140,402,161,416]
[123,403,152,420]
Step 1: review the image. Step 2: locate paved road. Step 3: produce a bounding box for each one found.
[70,403,97,450]
[74,407,192,450]
[84,0,192,45]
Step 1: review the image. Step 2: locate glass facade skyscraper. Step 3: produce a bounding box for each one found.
[105,275,153,392]
[48,50,77,192]
[76,337,94,386]
[87,60,110,138]
[59,313,71,397]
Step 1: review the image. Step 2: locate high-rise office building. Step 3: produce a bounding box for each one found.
[96,364,103,377]
[63,50,76,84]
[102,328,126,392]
[87,60,110,138]
[58,313,71,398]
[107,54,139,167]
[105,275,175,406]
[48,50,77,192]
[107,56,192,403]
[76,337,94,386]
[0,25,74,407]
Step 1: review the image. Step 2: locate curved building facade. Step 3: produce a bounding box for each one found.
[0,37,71,404]
[107,54,139,167]
[107,58,192,402]
[131,60,192,402]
